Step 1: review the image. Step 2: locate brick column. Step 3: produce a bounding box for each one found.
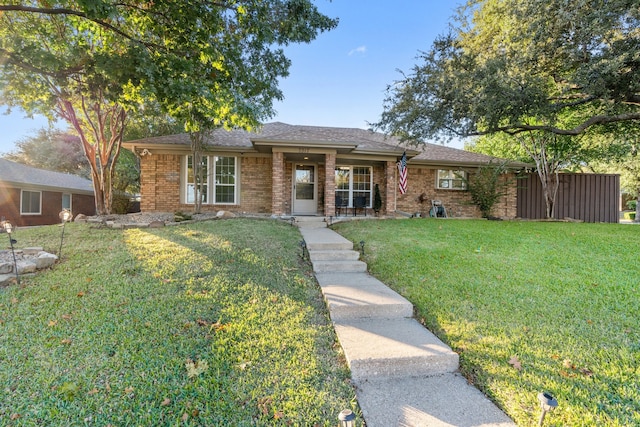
[385,160,396,214]
[324,152,336,216]
[272,151,285,215]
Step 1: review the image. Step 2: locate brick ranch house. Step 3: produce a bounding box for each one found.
[122,122,524,219]
[0,158,95,227]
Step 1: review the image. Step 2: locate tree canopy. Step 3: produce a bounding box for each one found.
[0,1,337,214]
[376,0,640,142]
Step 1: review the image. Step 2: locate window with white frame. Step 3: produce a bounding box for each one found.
[62,193,72,212]
[334,166,372,207]
[437,169,467,190]
[185,155,237,205]
[21,190,42,214]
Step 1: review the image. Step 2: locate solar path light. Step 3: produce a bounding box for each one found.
[3,221,19,285]
[538,392,558,426]
[338,409,356,427]
[58,209,72,259]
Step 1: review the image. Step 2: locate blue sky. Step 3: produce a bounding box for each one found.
[0,1,464,155]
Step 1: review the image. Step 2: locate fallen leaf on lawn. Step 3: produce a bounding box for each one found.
[508,355,522,371]
[88,388,99,396]
[191,409,199,417]
[181,413,189,422]
[586,319,593,324]
[161,398,171,406]
[48,320,58,327]
[196,319,208,326]
[11,414,21,420]
[62,314,72,320]
[579,367,594,377]
[563,359,574,369]
[124,387,134,394]
[77,291,85,297]
[274,411,284,419]
[11,298,18,304]
[61,338,72,345]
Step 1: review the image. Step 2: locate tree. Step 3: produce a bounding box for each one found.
[3,129,90,178]
[0,1,337,214]
[375,0,639,218]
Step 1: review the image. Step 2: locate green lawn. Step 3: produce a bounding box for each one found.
[0,219,356,426]
[333,219,639,427]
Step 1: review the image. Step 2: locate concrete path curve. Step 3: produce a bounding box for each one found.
[297,217,516,427]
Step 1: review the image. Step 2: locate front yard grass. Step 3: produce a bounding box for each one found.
[1,219,355,426]
[333,219,639,427]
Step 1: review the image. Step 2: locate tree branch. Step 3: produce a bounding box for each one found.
[0,5,160,50]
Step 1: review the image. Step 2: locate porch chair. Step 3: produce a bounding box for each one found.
[430,200,447,218]
[353,196,367,216]
[335,195,348,216]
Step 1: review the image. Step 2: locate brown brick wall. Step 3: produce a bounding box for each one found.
[395,167,517,218]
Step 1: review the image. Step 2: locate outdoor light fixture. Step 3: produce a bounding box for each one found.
[537,392,558,426]
[58,209,72,259]
[359,240,365,255]
[299,239,307,260]
[338,409,356,427]
[3,221,20,285]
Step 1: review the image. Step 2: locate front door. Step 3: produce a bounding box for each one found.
[293,164,317,215]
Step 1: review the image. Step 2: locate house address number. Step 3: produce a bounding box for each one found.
[299,148,310,153]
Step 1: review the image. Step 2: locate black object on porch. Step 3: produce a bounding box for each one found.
[353,196,367,216]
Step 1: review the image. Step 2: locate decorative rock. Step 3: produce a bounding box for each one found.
[36,252,58,269]
[17,260,37,274]
[216,210,236,219]
[148,220,165,228]
[0,262,12,274]
[23,247,44,255]
[0,274,15,287]
[74,213,87,222]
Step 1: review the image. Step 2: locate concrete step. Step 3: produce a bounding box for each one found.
[311,260,367,273]
[299,228,354,251]
[309,250,360,261]
[355,373,516,427]
[294,216,327,228]
[334,317,459,381]
[315,272,414,320]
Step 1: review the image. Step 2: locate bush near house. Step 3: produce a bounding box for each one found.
[334,219,639,427]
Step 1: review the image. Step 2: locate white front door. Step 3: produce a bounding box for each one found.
[293,164,317,215]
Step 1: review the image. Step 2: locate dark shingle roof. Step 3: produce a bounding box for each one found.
[124,122,524,167]
[0,158,94,193]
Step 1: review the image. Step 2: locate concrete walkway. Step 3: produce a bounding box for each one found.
[297,217,516,427]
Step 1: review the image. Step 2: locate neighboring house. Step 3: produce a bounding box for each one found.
[122,122,524,219]
[0,158,95,226]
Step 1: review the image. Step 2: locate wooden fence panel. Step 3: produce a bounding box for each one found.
[516,173,619,223]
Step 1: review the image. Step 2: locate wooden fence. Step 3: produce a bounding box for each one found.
[516,173,620,223]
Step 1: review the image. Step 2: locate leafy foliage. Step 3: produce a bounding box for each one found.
[0,1,338,214]
[0,219,355,426]
[376,0,640,141]
[463,161,511,218]
[335,219,640,426]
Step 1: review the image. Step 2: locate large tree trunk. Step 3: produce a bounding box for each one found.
[56,94,126,215]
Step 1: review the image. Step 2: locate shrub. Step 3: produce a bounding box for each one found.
[464,161,511,218]
[626,199,637,211]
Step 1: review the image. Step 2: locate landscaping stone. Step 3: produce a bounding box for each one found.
[0,262,12,274]
[216,210,236,218]
[36,252,58,269]
[23,247,44,255]
[0,274,15,286]
[17,260,37,274]
[148,220,165,228]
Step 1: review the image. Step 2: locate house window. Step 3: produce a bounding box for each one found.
[185,155,237,205]
[21,190,42,215]
[334,166,372,207]
[62,193,72,211]
[437,170,467,190]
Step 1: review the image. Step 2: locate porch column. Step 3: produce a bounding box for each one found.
[385,160,396,214]
[324,152,336,216]
[272,151,285,215]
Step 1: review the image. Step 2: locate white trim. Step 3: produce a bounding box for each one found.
[20,189,42,215]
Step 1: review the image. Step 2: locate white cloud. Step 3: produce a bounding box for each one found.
[348,45,367,56]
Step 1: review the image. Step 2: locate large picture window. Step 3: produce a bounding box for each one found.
[437,169,467,190]
[334,166,372,207]
[185,155,237,205]
[21,190,41,214]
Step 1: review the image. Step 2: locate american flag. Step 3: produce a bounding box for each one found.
[398,151,407,195]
